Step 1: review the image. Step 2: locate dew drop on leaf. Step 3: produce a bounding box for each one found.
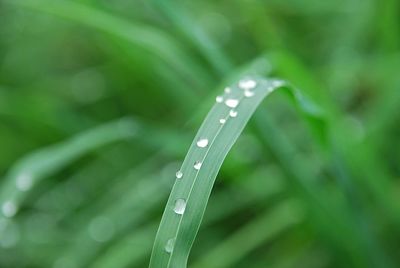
[16,173,33,191]
[196,138,209,148]
[244,90,255,97]
[194,161,202,170]
[176,170,183,179]
[238,79,257,90]
[165,238,175,254]
[2,201,18,218]
[173,199,186,215]
[225,99,239,108]
[229,110,238,117]
[271,79,285,88]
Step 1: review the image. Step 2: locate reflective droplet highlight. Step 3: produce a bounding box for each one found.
[196,138,209,148]
[225,99,239,108]
[194,161,202,170]
[239,79,257,90]
[271,79,285,88]
[224,87,231,93]
[173,199,186,215]
[176,170,183,179]
[16,173,33,191]
[244,90,255,97]
[229,110,238,117]
[216,96,223,103]
[2,201,17,218]
[219,118,226,124]
[165,238,175,254]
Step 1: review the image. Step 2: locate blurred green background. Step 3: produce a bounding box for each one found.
[0,0,399,267]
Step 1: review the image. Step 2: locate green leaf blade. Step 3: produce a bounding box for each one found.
[150,77,317,267]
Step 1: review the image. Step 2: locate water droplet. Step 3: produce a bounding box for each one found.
[165,238,175,254]
[219,118,226,124]
[16,173,33,191]
[239,79,257,90]
[176,170,183,179]
[244,90,255,97]
[225,98,239,108]
[196,138,209,148]
[229,110,238,117]
[2,201,17,218]
[266,86,274,93]
[224,87,231,93]
[194,161,202,170]
[173,199,186,215]
[271,79,285,88]
[216,96,223,103]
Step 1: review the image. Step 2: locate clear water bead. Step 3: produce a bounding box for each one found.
[219,118,226,124]
[194,161,202,170]
[244,90,255,97]
[173,199,186,215]
[225,99,239,108]
[216,96,223,103]
[165,238,175,254]
[2,201,17,218]
[239,79,257,90]
[196,138,209,148]
[176,170,183,179]
[229,110,238,117]
[224,87,231,93]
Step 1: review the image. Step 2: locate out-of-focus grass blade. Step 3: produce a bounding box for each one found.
[149,76,323,267]
[7,0,210,92]
[0,118,137,219]
[55,171,171,268]
[91,166,285,267]
[150,0,233,75]
[191,201,303,268]
[91,223,158,268]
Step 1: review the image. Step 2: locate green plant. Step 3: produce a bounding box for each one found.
[1,0,399,267]
[149,77,323,267]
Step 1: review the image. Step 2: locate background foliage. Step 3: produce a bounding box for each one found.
[0,0,399,267]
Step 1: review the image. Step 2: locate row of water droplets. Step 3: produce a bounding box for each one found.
[1,172,33,219]
[0,120,137,252]
[0,172,34,249]
[164,78,261,254]
[1,119,136,220]
[2,173,116,248]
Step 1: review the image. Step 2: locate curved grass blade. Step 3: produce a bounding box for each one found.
[0,118,137,219]
[7,0,210,93]
[91,167,284,267]
[55,171,171,268]
[149,76,324,267]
